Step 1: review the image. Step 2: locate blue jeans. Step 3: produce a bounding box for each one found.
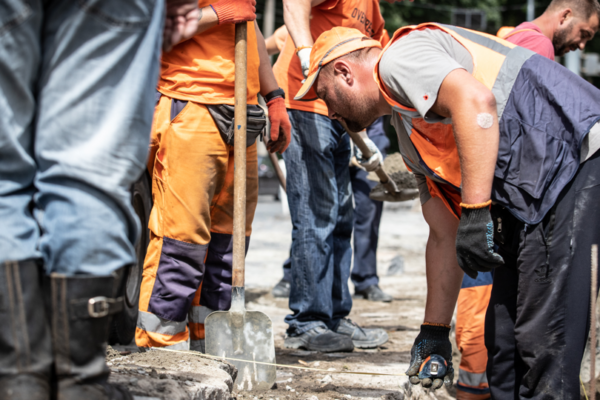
[0,0,163,275]
[283,110,354,335]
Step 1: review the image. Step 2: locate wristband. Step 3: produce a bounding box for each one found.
[423,322,451,329]
[264,88,285,103]
[460,200,492,209]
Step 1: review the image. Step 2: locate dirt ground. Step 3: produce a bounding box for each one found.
[110,199,460,400]
[369,153,417,190]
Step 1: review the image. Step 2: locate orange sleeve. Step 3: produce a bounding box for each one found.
[316,0,341,10]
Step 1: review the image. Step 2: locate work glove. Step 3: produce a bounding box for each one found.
[406,324,454,390]
[211,0,256,25]
[456,201,504,279]
[296,47,312,78]
[266,97,292,153]
[354,138,383,172]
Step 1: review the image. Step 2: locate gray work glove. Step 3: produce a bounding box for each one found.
[406,324,454,390]
[354,138,383,172]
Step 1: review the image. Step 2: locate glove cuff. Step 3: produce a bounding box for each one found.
[420,323,451,338]
[267,97,285,108]
[460,199,492,209]
[211,1,236,25]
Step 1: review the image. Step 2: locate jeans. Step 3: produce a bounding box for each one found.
[0,0,163,275]
[283,110,353,335]
[349,119,389,292]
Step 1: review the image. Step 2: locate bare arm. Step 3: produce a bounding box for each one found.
[189,6,219,38]
[282,0,327,48]
[265,35,280,56]
[430,69,499,205]
[422,197,464,325]
[255,22,280,96]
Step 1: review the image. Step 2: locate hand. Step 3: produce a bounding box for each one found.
[163,0,200,52]
[297,47,312,78]
[456,202,504,279]
[211,0,256,25]
[406,324,454,390]
[354,138,383,172]
[266,97,292,153]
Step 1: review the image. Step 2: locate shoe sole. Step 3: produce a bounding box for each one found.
[352,331,389,349]
[284,337,354,353]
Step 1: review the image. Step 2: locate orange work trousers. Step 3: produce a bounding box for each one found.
[455,272,493,400]
[135,95,258,351]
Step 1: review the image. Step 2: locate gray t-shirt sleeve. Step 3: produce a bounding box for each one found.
[378,29,473,121]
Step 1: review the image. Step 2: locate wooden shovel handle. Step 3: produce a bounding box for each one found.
[232,23,247,289]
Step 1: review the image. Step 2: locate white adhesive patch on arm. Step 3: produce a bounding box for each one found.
[477,113,494,129]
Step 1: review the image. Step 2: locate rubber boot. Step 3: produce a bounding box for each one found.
[48,267,132,400]
[0,260,52,400]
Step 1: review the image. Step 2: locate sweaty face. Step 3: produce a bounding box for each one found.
[317,75,378,132]
[553,15,599,55]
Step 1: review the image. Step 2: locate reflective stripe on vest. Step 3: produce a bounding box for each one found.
[458,368,488,387]
[374,23,599,223]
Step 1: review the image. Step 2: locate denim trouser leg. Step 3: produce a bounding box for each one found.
[283,110,354,335]
[0,0,163,275]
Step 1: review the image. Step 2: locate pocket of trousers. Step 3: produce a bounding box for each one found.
[207,104,267,147]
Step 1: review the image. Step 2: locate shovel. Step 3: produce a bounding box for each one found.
[342,122,417,202]
[204,23,277,391]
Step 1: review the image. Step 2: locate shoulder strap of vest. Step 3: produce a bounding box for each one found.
[501,28,537,40]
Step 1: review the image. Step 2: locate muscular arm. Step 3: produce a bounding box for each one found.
[282,0,327,48]
[430,69,499,205]
[255,22,280,96]
[422,197,464,325]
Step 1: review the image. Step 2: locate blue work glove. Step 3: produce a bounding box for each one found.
[456,201,504,279]
[406,324,454,390]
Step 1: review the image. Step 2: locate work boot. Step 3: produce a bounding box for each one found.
[47,267,132,400]
[333,318,389,349]
[353,284,393,302]
[271,278,290,298]
[284,326,354,352]
[0,260,52,400]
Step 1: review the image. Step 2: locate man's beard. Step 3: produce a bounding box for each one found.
[333,83,377,132]
[553,23,573,56]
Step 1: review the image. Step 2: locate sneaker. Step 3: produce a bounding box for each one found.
[333,318,389,349]
[353,284,393,302]
[284,326,354,352]
[272,278,291,298]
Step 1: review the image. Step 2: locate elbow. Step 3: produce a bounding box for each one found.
[473,89,496,112]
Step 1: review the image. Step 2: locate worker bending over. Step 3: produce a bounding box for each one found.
[296,25,600,398]
[136,0,291,352]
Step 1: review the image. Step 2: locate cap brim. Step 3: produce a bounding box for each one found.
[294,67,321,101]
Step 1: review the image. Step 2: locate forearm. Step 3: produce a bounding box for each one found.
[255,22,280,96]
[283,0,314,48]
[422,197,463,325]
[191,6,219,37]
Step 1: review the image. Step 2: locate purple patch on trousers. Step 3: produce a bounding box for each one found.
[148,237,207,322]
[200,232,250,310]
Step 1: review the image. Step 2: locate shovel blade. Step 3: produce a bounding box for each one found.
[205,310,276,391]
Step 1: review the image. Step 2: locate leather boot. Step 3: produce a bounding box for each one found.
[48,267,132,400]
[0,260,52,400]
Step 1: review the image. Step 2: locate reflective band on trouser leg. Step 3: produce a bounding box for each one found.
[136,99,231,349]
[455,279,492,399]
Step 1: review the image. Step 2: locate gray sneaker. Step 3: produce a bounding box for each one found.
[334,318,389,349]
[272,278,290,298]
[353,284,393,302]
[284,326,354,353]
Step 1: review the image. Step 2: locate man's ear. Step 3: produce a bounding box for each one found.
[332,60,353,85]
[559,8,573,25]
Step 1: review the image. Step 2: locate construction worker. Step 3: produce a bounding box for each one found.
[452,1,600,398]
[296,25,600,398]
[0,1,199,399]
[135,0,292,352]
[498,0,599,57]
[271,0,390,352]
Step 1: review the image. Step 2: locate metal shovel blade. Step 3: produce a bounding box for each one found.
[205,302,276,391]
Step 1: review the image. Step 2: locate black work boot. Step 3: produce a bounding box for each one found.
[0,260,52,400]
[48,267,132,400]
